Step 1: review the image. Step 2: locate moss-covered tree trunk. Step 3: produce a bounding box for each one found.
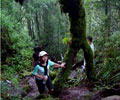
[53,0,94,94]
[15,0,95,94]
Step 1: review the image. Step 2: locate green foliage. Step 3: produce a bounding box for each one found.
[75,0,120,85]
[1,0,34,80]
[62,37,70,44]
[23,0,69,60]
[94,31,120,83]
[23,85,31,93]
[68,69,86,87]
[1,80,21,100]
[1,0,120,99]
[41,97,59,100]
[21,70,33,77]
[11,78,19,89]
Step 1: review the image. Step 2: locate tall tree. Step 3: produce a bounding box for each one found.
[21,0,68,59]
[53,0,94,94]
[15,0,95,94]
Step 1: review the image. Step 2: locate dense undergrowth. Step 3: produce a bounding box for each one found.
[1,0,120,100]
[1,6,34,99]
[1,10,34,79]
[75,31,120,87]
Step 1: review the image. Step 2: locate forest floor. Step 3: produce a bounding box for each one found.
[3,71,120,100]
[20,76,93,100]
[19,76,120,100]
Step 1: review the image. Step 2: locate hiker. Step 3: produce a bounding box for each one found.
[32,46,41,68]
[50,56,62,64]
[50,56,57,63]
[87,36,95,53]
[81,36,95,72]
[33,51,65,96]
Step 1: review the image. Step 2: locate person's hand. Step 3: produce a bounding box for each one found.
[43,75,48,80]
[60,62,66,68]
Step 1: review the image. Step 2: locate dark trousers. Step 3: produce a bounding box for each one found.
[36,76,53,94]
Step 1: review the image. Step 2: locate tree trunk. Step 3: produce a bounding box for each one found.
[53,0,95,95]
[27,18,32,37]
[31,19,35,39]
[35,11,41,39]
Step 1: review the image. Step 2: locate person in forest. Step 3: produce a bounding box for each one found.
[50,56,62,64]
[81,36,95,72]
[33,51,65,97]
[50,56,57,63]
[87,36,95,53]
[32,46,41,68]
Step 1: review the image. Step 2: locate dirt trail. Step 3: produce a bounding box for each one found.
[59,86,91,100]
[19,76,91,100]
[21,76,120,100]
[19,76,39,99]
[4,71,120,100]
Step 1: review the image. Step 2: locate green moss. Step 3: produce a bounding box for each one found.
[22,70,33,77]
[41,97,59,100]
[53,0,95,94]
[23,85,31,93]
[82,41,95,80]
[49,70,58,80]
